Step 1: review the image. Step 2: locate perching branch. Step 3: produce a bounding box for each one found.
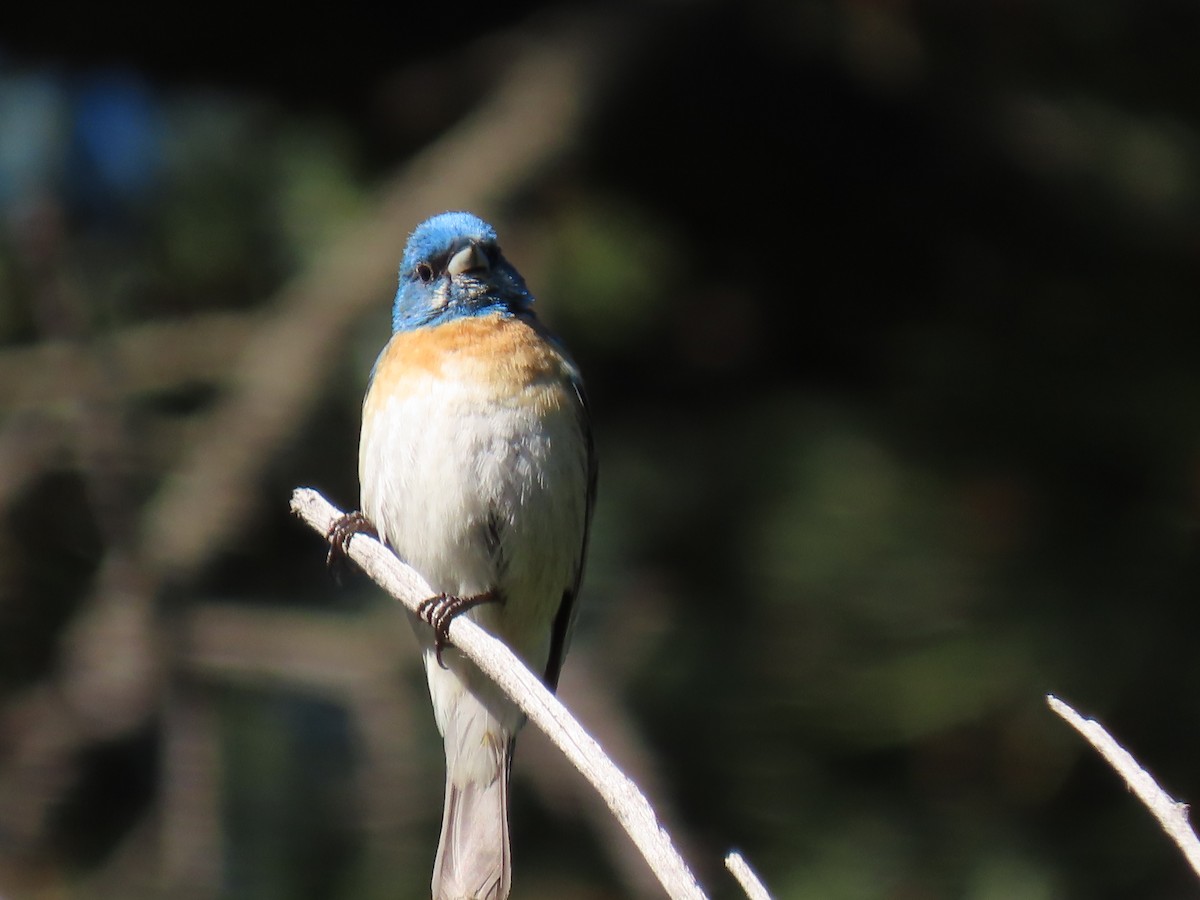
[292,487,774,900]
[291,487,706,899]
[1047,694,1200,880]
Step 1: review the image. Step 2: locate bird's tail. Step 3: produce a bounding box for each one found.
[432,760,511,900]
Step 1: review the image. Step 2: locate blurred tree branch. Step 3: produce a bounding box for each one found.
[139,10,619,578]
[0,312,253,414]
[0,10,628,896]
[178,603,429,900]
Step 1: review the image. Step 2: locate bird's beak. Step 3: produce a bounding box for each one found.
[447,242,490,277]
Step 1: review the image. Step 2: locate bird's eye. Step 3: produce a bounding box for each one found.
[416,263,434,283]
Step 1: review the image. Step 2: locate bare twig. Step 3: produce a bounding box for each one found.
[724,851,773,900]
[1047,694,1200,879]
[290,487,707,900]
[522,650,693,897]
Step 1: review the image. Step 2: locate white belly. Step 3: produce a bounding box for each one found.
[359,370,587,669]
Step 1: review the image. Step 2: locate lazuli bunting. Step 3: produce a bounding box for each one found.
[330,212,595,900]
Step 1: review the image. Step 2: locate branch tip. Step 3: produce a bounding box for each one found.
[1049,692,1200,881]
[725,850,772,900]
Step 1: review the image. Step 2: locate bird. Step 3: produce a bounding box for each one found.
[328,211,595,900]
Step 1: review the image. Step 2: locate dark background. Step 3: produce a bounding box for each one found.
[1,2,1199,898]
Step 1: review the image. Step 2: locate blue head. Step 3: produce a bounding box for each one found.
[391,212,533,332]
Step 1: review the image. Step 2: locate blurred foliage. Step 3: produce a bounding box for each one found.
[2,1,1200,899]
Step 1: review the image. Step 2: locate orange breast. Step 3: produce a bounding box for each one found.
[365,314,576,418]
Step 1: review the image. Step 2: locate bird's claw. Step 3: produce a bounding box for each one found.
[417,590,500,668]
[325,510,377,568]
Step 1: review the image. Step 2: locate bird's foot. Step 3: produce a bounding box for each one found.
[417,590,500,668]
[325,510,377,569]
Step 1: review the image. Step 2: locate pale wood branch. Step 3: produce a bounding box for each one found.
[1047,694,1200,880]
[724,851,773,900]
[522,650,693,897]
[290,487,707,899]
